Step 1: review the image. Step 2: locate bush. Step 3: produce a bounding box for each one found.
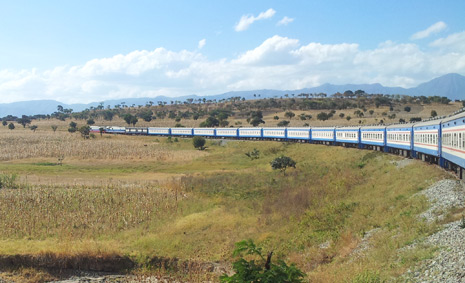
[271,155,296,175]
[245,148,260,160]
[193,136,206,150]
[220,239,305,283]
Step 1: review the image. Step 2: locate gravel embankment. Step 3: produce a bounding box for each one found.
[401,179,465,282]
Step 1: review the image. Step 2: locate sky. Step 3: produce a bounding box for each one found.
[0,0,465,104]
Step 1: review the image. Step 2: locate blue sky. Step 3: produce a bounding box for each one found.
[0,0,464,103]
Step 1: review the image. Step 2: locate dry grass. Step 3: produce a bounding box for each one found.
[0,130,206,162]
[0,183,181,239]
[0,127,455,281]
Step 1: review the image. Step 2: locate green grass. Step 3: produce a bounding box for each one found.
[0,137,451,281]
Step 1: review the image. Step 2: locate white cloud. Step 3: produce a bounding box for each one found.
[430,31,465,51]
[411,21,447,40]
[1,33,465,104]
[198,39,206,49]
[234,35,300,65]
[277,16,294,26]
[234,8,276,32]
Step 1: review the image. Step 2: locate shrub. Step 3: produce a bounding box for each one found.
[193,136,206,150]
[220,239,305,283]
[245,148,260,160]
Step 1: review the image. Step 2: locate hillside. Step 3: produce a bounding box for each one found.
[0,126,454,282]
[1,73,464,117]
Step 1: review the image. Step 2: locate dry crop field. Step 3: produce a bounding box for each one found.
[0,125,454,282]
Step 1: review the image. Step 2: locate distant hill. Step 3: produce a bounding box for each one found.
[409,73,465,100]
[1,73,464,117]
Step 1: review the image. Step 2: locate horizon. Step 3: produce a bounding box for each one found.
[1,1,465,104]
[0,72,462,107]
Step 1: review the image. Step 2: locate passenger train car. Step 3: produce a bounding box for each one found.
[94,108,465,179]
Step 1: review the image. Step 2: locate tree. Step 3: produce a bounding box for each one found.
[8,123,15,130]
[270,156,296,175]
[69,121,77,129]
[199,116,219,127]
[87,118,95,125]
[193,136,206,150]
[431,110,437,117]
[103,110,114,121]
[220,239,305,283]
[17,115,31,128]
[79,125,91,139]
[284,111,295,120]
[273,116,279,120]
[51,125,58,132]
[130,116,138,126]
[317,112,330,121]
[99,127,105,136]
[2,120,7,127]
[123,114,134,125]
[247,111,265,127]
[138,110,153,122]
[404,106,411,112]
[30,125,38,132]
[277,120,290,127]
[339,113,345,118]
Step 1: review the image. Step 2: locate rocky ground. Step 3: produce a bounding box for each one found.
[400,179,465,282]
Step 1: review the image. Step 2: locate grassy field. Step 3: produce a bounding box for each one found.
[0,126,452,282]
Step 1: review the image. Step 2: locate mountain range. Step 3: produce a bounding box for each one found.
[1,73,464,117]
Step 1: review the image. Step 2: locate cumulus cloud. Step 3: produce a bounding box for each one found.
[198,39,206,49]
[1,33,465,104]
[233,35,300,65]
[277,16,294,26]
[411,21,447,40]
[234,8,276,32]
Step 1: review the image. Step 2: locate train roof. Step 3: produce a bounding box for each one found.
[360,125,386,130]
[413,118,443,127]
[336,126,360,130]
[311,126,335,130]
[386,122,415,129]
[441,108,465,123]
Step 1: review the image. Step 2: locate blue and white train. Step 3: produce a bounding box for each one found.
[90,109,465,179]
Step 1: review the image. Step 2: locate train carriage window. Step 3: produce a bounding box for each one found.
[462,133,465,149]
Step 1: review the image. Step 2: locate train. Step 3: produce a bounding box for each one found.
[90,108,465,179]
